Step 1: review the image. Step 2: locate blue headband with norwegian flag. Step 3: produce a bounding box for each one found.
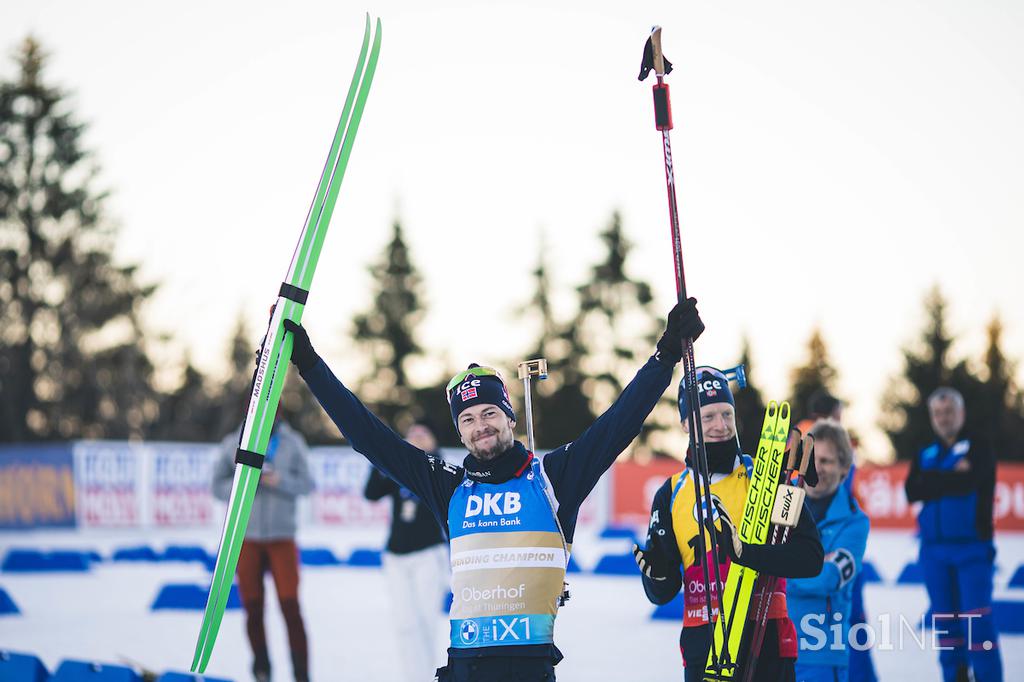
[677,364,747,423]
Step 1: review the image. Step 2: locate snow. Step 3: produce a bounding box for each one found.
[1,529,1022,681]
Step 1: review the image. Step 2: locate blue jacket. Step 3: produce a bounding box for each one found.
[905,433,995,543]
[788,484,870,668]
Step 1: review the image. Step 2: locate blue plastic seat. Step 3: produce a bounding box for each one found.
[157,672,233,681]
[161,546,213,564]
[0,587,20,615]
[112,546,159,562]
[150,584,240,611]
[0,650,49,681]
[52,659,141,681]
[592,552,638,576]
[896,561,925,584]
[860,560,882,584]
[299,548,342,566]
[346,549,382,567]
[2,549,90,572]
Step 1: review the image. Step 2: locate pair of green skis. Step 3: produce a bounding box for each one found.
[190,15,382,674]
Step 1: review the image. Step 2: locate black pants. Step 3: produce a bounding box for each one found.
[435,656,556,682]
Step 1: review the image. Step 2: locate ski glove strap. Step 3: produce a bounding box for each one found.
[235,448,264,469]
[279,282,309,305]
[282,319,319,373]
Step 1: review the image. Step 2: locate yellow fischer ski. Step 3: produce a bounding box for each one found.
[704,401,790,681]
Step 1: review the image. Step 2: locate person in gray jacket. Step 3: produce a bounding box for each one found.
[214,419,315,682]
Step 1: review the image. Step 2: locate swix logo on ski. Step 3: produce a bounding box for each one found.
[466,492,522,517]
[698,378,723,398]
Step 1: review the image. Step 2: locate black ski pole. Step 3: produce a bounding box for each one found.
[639,25,732,674]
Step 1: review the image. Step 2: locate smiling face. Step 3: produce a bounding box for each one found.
[682,402,737,443]
[456,403,516,461]
[806,438,850,499]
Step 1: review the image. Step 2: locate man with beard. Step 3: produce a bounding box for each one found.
[632,366,824,682]
[280,298,702,682]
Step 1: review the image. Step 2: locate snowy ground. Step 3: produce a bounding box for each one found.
[2,529,1022,681]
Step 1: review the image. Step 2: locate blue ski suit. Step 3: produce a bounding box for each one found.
[788,483,869,682]
[904,431,1002,682]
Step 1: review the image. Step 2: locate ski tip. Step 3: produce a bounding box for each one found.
[779,402,790,419]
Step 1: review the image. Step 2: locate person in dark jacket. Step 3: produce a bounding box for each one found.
[632,366,824,682]
[282,298,703,682]
[364,420,450,679]
[213,419,315,682]
[904,387,1003,682]
[788,419,869,682]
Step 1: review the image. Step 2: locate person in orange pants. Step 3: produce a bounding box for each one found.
[214,419,315,682]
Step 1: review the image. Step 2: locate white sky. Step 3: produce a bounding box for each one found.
[5,0,1023,460]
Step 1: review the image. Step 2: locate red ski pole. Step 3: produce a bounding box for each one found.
[639,25,733,674]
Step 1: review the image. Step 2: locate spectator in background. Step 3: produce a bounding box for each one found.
[788,420,869,682]
[364,420,450,680]
[214,419,315,682]
[905,387,1002,682]
[796,390,877,682]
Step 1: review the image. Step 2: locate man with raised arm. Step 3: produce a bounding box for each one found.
[281,299,702,682]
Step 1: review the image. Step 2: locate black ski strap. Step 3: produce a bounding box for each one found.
[278,282,309,305]
[235,448,265,469]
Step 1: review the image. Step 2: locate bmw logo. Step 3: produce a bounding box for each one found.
[460,620,480,644]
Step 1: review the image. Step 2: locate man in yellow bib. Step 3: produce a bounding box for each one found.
[633,366,823,682]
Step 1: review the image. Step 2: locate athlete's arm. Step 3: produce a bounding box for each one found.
[637,478,684,605]
[788,513,868,597]
[285,322,462,524]
[542,355,673,511]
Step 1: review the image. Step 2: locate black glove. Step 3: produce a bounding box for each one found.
[632,543,668,581]
[282,319,318,373]
[656,297,704,364]
[705,505,744,563]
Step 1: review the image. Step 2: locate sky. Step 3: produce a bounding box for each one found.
[4,0,1023,460]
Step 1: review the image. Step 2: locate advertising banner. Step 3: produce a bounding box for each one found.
[0,445,76,529]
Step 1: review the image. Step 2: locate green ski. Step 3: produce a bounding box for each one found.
[190,14,382,673]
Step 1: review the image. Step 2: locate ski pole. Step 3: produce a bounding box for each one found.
[518,359,548,455]
[639,25,731,672]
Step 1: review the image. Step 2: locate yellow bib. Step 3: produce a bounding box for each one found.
[670,458,751,570]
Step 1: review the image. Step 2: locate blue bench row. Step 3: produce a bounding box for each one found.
[0,651,232,681]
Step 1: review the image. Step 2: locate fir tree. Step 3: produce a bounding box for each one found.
[351,220,426,430]
[515,234,594,449]
[789,326,839,423]
[733,337,768,456]
[0,37,158,441]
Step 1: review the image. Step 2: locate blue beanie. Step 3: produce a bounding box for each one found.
[678,366,736,423]
[447,364,516,425]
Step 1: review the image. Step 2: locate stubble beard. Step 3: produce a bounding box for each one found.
[469,428,515,461]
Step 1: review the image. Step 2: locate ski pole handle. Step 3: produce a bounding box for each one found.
[518,359,548,454]
[650,26,666,76]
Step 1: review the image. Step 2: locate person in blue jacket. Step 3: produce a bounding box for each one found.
[904,387,1002,682]
[788,419,869,682]
[279,299,702,682]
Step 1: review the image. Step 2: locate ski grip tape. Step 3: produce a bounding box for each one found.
[235,448,264,469]
[279,282,309,305]
[653,83,673,131]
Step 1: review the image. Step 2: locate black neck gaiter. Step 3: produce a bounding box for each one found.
[463,441,531,484]
[688,437,741,475]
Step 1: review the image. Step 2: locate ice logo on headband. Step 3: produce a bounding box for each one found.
[699,377,723,398]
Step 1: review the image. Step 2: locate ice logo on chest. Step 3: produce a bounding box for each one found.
[465,492,522,517]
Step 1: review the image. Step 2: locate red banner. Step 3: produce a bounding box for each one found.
[611,460,1024,532]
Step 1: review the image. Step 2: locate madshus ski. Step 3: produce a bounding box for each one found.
[704,402,791,681]
[190,15,382,674]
